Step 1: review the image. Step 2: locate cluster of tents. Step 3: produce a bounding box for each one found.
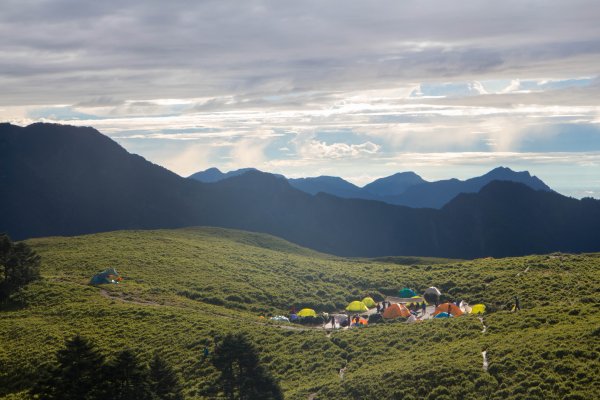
[270,286,487,327]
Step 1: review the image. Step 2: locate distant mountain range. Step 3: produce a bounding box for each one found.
[189,166,552,208]
[2,122,599,259]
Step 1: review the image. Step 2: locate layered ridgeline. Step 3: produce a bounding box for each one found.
[1,228,598,399]
[2,123,600,258]
[190,166,551,208]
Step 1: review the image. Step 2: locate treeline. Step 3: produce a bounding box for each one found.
[0,233,40,302]
[30,333,283,400]
[31,335,184,400]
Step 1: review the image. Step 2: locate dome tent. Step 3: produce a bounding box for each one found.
[399,288,417,298]
[432,302,464,317]
[89,268,121,285]
[297,308,317,317]
[470,304,486,314]
[423,287,441,305]
[361,297,377,308]
[382,303,411,319]
[346,301,369,313]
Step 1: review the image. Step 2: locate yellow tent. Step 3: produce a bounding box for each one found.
[346,301,369,312]
[362,297,376,308]
[297,308,317,317]
[470,304,486,314]
[408,295,426,306]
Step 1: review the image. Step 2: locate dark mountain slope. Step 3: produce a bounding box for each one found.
[363,171,427,197]
[439,181,600,258]
[188,167,258,183]
[0,123,206,239]
[287,176,372,199]
[387,166,552,208]
[190,165,552,209]
[3,123,599,259]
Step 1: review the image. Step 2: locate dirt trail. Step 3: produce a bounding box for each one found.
[478,316,487,333]
[482,350,489,372]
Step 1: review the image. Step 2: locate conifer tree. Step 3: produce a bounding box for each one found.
[212,333,283,400]
[0,233,40,301]
[30,335,105,400]
[149,352,185,400]
[99,349,153,400]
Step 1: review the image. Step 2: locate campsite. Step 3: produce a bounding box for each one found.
[1,227,598,399]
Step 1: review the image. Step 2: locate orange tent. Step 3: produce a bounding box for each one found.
[432,302,464,317]
[382,303,411,319]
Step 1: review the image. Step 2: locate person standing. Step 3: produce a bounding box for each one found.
[514,296,521,311]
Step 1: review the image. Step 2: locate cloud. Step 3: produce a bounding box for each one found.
[2,1,600,106]
[2,1,600,198]
[299,140,380,159]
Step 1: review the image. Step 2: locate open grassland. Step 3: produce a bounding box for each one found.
[1,227,599,399]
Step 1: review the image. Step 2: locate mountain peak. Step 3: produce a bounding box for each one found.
[362,171,426,197]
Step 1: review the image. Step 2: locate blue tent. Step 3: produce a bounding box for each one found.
[90,268,120,285]
[434,312,453,319]
[399,288,417,298]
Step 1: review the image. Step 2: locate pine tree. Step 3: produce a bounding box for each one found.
[99,349,153,400]
[149,353,184,400]
[0,233,40,301]
[30,335,105,400]
[212,333,283,400]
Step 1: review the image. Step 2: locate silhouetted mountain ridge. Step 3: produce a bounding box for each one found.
[2,123,599,259]
[189,165,552,208]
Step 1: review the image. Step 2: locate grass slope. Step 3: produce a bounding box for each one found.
[1,227,598,399]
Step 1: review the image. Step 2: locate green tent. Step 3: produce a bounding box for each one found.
[399,288,417,298]
[89,268,120,285]
[362,297,376,308]
[345,301,368,312]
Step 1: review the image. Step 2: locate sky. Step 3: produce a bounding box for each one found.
[1,0,600,198]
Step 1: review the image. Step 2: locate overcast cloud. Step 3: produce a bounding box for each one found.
[1,0,600,197]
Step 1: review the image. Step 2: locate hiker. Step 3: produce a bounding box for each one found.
[376,303,381,313]
[203,346,209,359]
[347,315,352,327]
[421,301,426,316]
[514,296,521,311]
[330,315,336,329]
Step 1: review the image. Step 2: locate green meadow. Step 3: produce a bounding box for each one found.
[1,227,598,399]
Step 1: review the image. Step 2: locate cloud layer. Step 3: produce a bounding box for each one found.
[1,1,600,197]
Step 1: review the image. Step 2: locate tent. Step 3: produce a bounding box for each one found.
[358,317,368,326]
[470,304,486,314]
[89,268,121,285]
[362,297,377,308]
[406,314,418,323]
[346,301,369,312]
[432,302,464,317]
[459,300,472,314]
[408,295,426,307]
[382,303,411,319]
[270,315,290,322]
[297,308,317,317]
[399,288,417,298]
[423,287,442,305]
[434,312,452,319]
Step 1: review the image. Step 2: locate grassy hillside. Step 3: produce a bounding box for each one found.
[1,227,598,399]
